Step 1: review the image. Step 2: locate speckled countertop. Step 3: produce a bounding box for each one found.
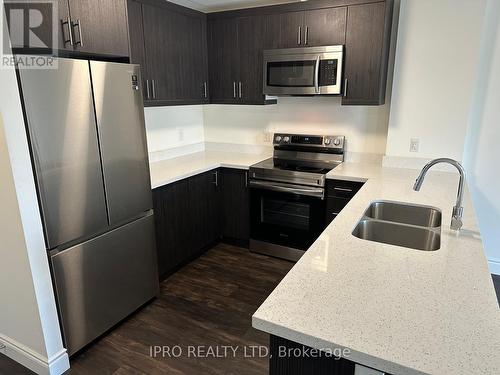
[149,150,271,189]
[253,162,500,375]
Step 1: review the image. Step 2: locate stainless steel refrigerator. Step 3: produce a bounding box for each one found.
[17,58,159,355]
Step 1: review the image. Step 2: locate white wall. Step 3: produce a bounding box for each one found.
[0,9,69,372]
[463,0,500,274]
[203,97,390,157]
[144,105,205,159]
[385,0,486,161]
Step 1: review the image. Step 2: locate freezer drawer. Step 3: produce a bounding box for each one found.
[18,58,109,248]
[90,61,153,225]
[51,213,159,355]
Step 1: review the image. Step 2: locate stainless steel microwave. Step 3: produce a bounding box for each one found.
[263,45,344,96]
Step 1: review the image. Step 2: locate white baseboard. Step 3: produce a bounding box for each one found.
[488,259,500,275]
[0,335,69,375]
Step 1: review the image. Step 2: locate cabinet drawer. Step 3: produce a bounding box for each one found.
[325,197,350,224]
[326,179,364,198]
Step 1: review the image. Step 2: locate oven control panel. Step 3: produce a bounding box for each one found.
[273,134,344,149]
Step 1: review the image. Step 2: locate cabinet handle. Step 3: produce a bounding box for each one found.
[61,17,74,46]
[334,187,353,193]
[344,78,348,97]
[305,26,309,45]
[146,79,150,99]
[203,82,207,98]
[233,81,237,98]
[238,82,242,99]
[212,171,218,186]
[297,26,301,45]
[245,171,248,187]
[73,19,83,47]
[151,79,156,99]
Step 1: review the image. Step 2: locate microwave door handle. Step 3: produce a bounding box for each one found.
[314,56,320,94]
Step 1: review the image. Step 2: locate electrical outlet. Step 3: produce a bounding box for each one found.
[410,138,419,153]
[178,128,184,142]
[263,132,271,143]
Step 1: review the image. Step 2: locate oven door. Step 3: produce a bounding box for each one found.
[250,180,326,252]
[263,49,343,95]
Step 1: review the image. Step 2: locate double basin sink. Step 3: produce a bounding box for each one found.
[352,200,442,251]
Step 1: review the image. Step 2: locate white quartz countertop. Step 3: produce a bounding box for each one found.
[149,150,271,189]
[253,162,500,375]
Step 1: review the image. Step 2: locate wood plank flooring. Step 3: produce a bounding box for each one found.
[68,243,293,374]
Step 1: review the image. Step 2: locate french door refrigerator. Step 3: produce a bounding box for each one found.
[17,58,159,356]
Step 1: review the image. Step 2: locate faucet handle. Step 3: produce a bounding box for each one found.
[451,206,463,231]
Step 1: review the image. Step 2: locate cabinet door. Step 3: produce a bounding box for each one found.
[208,17,239,103]
[303,7,347,47]
[219,169,250,242]
[238,15,267,104]
[142,3,177,102]
[176,14,207,102]
[153,180,191,280]
[127,0,148,97]
[68,0,129,56]
[187,170,220,256]
[343,2,390,105]
[279,11,304,48]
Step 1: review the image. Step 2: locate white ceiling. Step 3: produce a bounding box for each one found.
[169,0,302,13]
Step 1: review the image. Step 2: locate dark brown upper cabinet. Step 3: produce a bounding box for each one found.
[66,0,129,57]
[208,14,277,105]
[128,0,209,106]
[279,8,346,48]
[342,1,393,105]
[207,17,239,104]
[4,0,128,57]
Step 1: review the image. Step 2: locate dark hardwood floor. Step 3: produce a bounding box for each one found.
[68,243,293,374]
[0,354,35,375]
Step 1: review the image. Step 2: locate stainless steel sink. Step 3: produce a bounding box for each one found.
[364,200,442,228]
[352,201,442,251]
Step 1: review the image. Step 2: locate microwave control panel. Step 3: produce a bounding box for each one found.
[319,59,338,86]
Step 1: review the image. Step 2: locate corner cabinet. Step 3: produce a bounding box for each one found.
[152,168,250,280]
[128,0,209,106]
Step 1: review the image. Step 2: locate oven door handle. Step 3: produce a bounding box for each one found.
[249,180,324,199]
[314,55,320,94]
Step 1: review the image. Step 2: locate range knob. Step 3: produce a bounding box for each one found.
[283,136,290,142]
[333,138,341,146]
[275,135,282,142]
[324,138,331,146]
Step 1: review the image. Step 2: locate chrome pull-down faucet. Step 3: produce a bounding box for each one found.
[413,158,466,231]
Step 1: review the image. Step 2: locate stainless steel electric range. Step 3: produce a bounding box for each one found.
[249,133,345,261]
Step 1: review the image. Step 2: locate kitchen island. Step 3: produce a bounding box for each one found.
[253,162,500,375]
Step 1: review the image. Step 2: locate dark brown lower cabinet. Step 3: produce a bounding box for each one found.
[152,178,191,279]
[153,168,250,280]
[325,179,365,225]
[219,168,250,244]
[270,335,355,375]
[153,170,219,280]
